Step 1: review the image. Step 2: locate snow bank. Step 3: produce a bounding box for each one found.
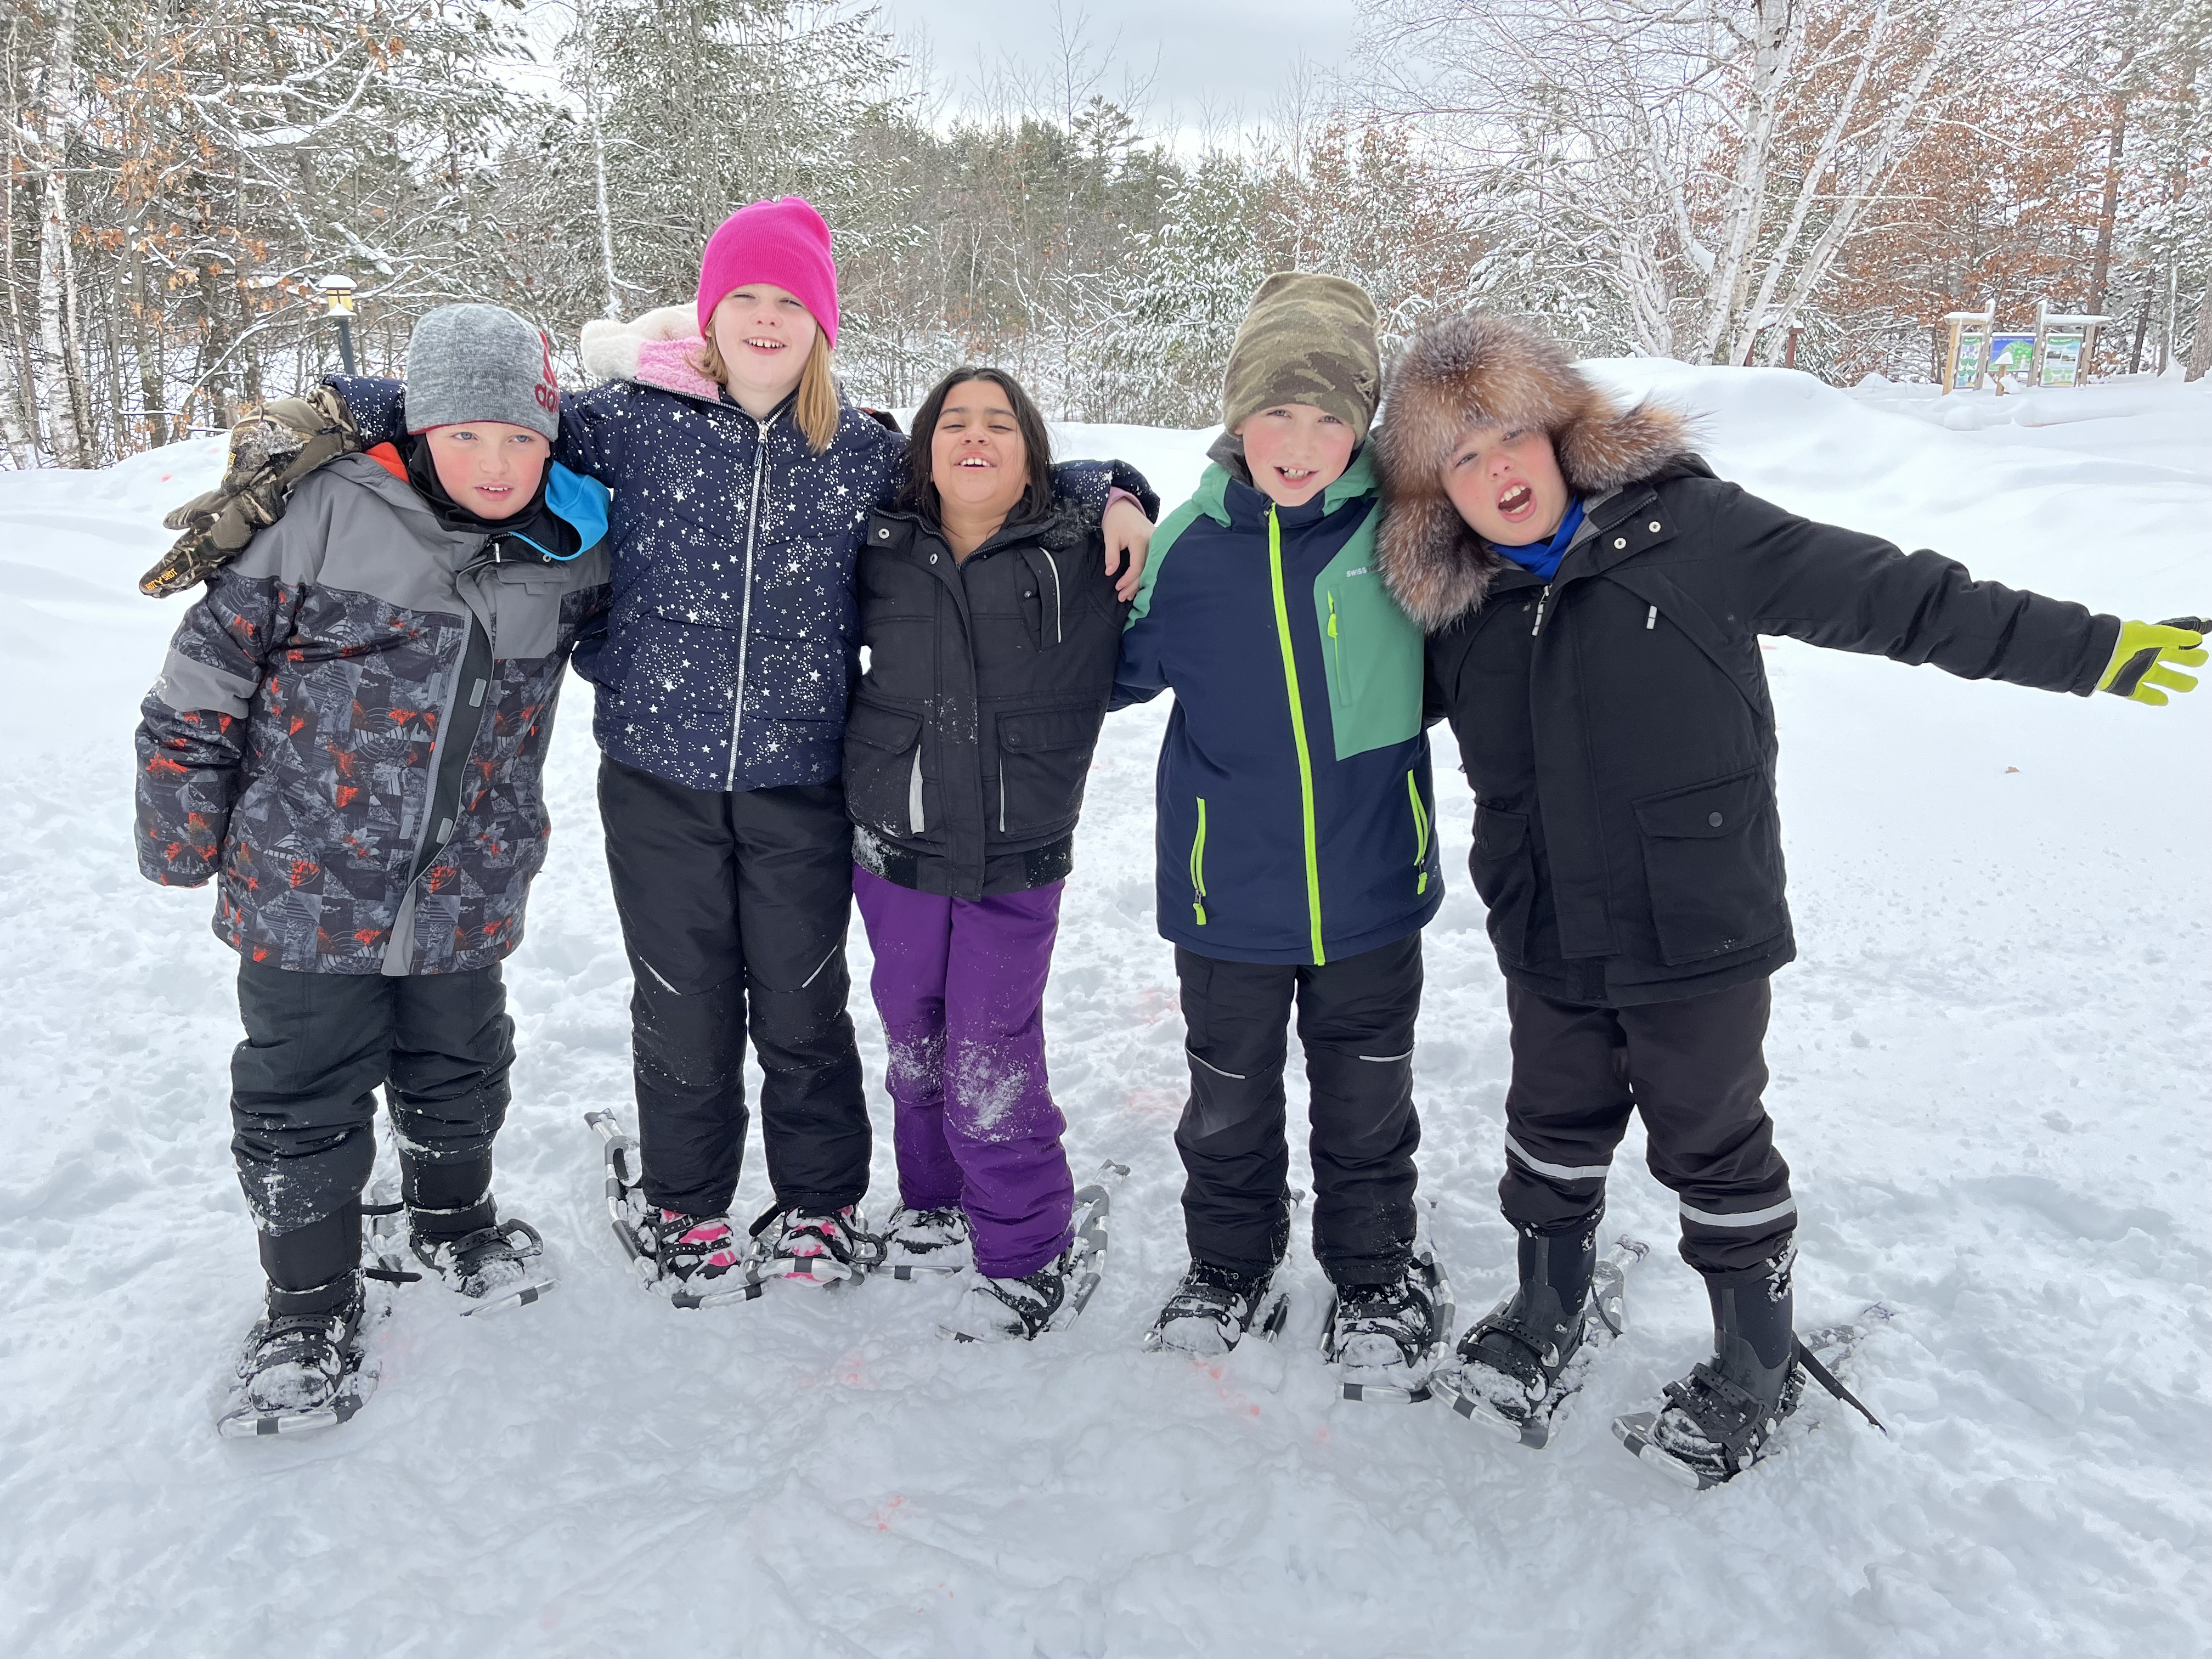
[2,375,2207,1657]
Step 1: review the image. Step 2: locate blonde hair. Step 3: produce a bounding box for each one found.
[695,330,842,453]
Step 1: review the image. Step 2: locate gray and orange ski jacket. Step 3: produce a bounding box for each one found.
[134,450,611,975]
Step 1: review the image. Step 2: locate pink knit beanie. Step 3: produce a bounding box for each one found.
[695,197,839,347]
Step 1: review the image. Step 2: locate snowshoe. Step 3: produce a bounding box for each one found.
[586,1108,762,1308]
[1320,1239,1454,1403]
[879,1205,973,1279]
[645,1207,761,1308]
[1613,1288,1889,1490]
[940,1162,1124,1343]
[409,1214,556,1314]
[940,1249,1081,1342]
[216,1273,388,1440]
[1143,1260,1289,1357]
[1433,1233,1647,1448]
[366,1176,556,1316]
[748,1203,878,1288]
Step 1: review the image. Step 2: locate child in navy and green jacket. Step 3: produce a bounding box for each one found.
[1114,274,1447,1396]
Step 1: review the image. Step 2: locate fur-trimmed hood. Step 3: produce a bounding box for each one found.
[1374,313,1696,633]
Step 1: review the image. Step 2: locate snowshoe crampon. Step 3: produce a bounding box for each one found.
[1612,1303,1892,1490]
[585,1109,764,1309]
[1320,1239,1454,1404]
[941,1162,1125,1343]
[1432,1237,1647,1448]
[1143,1260,1289,1357]
[216,1276,390,1441]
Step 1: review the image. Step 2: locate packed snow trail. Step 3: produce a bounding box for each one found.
[2,368,2209,1657]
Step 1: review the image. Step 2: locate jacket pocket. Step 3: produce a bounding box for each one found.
[1469,803,1537,966]
[1632,767,1786,965]
[992,704,1101,836]
[842,698,926,837]
[487,566,565,660]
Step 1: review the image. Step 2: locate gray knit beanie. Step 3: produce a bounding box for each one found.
[405,303,561,439]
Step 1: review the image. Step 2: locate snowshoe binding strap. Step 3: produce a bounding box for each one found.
[749,1203,876,1282]
[1792,1338,1887,1435]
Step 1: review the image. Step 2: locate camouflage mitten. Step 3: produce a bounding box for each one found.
[139,385,363,597]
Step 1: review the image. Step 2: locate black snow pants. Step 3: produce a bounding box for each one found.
[599,755,868,1220]
[1174,933,1423,1287]
[1499,976,1793,1282]
[230,957,514,1308]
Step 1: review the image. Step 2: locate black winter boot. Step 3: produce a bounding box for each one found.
[219,1201,386,1438]
[1435,1220,1609,1444]
[1613,1256,1803,1489]
[398,1155,557,1314]
[1145,1260,1286,1356]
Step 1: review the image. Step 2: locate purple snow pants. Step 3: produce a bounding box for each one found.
[852,866,1075,1277]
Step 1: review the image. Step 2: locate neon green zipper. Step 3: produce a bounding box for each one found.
[1268,506,1325,964]
[1190,797,1209,926]
[1327,591,1342,684]
[1407,770,1430,895]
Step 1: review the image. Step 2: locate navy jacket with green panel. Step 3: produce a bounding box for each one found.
[1113,444,1442,964]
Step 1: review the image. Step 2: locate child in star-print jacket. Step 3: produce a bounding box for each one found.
[318,198,1158,1302]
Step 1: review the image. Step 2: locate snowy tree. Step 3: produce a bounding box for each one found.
[1362,0,1996,364]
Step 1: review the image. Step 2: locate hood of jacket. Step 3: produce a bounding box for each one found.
[1374,312,1697,633]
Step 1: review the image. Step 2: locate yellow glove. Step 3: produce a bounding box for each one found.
[2099,617,2207,705]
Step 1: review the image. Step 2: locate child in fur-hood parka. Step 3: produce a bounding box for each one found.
[1374,309,2205,1489]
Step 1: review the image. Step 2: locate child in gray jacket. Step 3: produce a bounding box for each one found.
[136,304,611,1437]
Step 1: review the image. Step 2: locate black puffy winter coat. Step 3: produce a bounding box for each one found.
[1412,458,2120,1006]
[844,500,1131,899]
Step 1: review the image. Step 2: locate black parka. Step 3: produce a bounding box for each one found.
[1421,459,2120,1007]
[844,500,1130,899]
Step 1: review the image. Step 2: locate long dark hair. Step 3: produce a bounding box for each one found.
[898,365,1055,522]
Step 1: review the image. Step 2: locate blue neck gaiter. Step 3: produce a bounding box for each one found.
[1490,498,1586,582]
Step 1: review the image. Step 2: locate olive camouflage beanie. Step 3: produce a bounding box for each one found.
[1220,273,1382,444]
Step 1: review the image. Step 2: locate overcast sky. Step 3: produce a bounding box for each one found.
[872,0,1364,138]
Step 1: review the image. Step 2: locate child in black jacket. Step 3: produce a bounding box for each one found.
[843,366,1144,1340]
[1373,312,2204,1487]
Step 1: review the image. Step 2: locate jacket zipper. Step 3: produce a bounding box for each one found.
[1327,591,1342,682]
[1190,797,1209,925]
[999,768,1006,833]
[1531,583,1551,636]
[1267,505,1326,964]
[1041,549,1063,643]
[723,408,777,792]
[1407,770,1430,895]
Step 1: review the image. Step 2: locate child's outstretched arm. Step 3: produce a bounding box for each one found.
[1702,483,2165,698]
[133,493,332,887]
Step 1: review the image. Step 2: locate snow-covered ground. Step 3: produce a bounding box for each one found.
[3,366,2209,1657]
